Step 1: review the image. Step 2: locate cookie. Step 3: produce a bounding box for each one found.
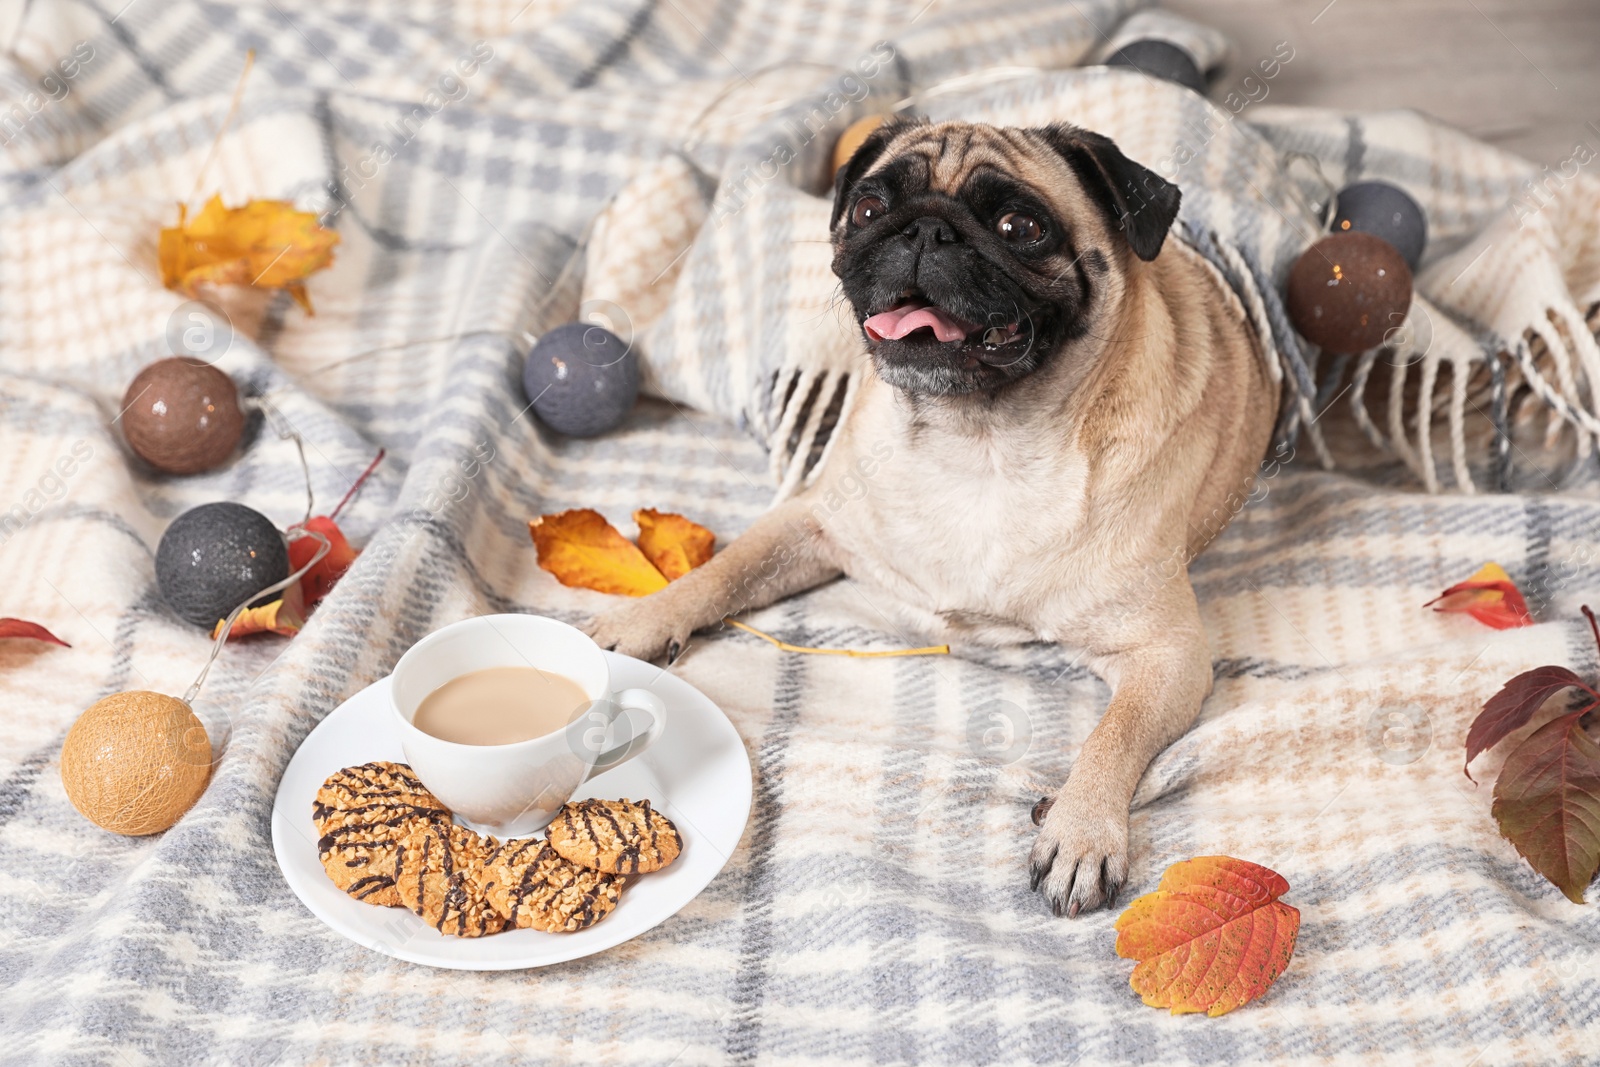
[313,762,451,908]
[483,837,626,933]
[316,806,427,907]
[547,797,683,875]
[396,820,507,937]
[313,761,446,826]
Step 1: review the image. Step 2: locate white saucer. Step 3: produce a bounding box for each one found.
[271,652,752,970]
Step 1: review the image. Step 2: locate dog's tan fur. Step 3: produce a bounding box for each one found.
[588,122,1278,915]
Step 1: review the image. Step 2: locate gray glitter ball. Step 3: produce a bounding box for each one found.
[156,502,289,628]
[1332,181,1428,271]
[522,323,640,437]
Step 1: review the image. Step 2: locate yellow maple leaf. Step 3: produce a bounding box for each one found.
[529,509,671,596]
[634,508,715,581]
[159,195,339,314]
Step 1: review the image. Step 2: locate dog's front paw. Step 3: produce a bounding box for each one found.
[585,597,695,663]
[1028,787,1129,918]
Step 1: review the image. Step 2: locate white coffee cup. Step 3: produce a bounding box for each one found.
[390,614,667,837]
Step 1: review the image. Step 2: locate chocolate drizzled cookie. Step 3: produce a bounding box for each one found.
[483,838,626,933]
[313,761,445,823]
[396,821,507,937]
[317,807,428,907]
[311,767,685,938]
[313,762,452,908]
[547,797,683,875]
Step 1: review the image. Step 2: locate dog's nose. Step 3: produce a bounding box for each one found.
[902,216,958,250]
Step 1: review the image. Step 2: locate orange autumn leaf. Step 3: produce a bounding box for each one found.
[159,195,339,314]
[210,580,305,640]
[1113,856,1299,1017]
[530,509,669,597]
[288,515,359,607]
[1425,562,1533,630]
[634,508,714,581]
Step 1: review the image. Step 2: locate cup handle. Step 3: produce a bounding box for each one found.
[583,688,667,779]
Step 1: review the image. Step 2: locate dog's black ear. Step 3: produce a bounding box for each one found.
[1036,124,1180,261]
[829,118,913,229]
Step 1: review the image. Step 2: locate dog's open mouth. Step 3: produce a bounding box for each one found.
[863,299,1027,349]
[855,291,1054,395]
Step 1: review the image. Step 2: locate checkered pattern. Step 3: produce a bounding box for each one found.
[3,1,1599,1065]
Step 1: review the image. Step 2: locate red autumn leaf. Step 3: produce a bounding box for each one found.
[1490,710,1600,904]
[284,449,380,609]
[1113,856,1299,1017]
[1425,562,1534,630]
[288,515,358,607]
[1465,664,1593,779]
[0,618,69,647]
[1466,605,1600,902]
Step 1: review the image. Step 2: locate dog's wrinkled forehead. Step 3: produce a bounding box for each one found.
[879,123,1052,190]
[852,123,1081,212]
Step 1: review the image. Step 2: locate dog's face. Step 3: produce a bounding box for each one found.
[830,120,1180,397]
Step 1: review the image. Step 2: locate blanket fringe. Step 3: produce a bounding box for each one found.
[1334,295,1600,492]
[768,365,859,501]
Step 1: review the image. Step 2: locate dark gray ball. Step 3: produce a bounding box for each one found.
[1106,39,1205,94]
[1332,181,1427,271]
[156,502,289,628]
[522,323,640,437]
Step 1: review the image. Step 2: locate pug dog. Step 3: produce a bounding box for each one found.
[588,119,1278,916]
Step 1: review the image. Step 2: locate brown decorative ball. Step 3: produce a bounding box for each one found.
[1286,231,1413,354]
[60,690,213,836]
[121,358,244,475]
[834,114,886,173]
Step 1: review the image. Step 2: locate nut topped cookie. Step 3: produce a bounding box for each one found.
[310,773,688,938]
[316,806,424,907]
[547,797,683,875]
[396,820,507,938]
[313,762,451,908]
[313,761,448,827]
[483,837,626,933]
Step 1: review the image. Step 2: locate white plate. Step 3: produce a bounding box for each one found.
[271,653,752,969]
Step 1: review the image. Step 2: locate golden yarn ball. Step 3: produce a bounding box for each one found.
[60,690,213,836]
[834,114,887,173]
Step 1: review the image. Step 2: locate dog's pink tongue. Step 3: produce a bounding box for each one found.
[863,302,977,342]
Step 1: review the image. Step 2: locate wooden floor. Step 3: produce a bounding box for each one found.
[1166,0,1600,164]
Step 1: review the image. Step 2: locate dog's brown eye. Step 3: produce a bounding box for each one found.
[997,213,1042,242]
[851,195,887,227]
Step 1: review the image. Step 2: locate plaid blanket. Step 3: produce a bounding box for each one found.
[3,1,1599,1064]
